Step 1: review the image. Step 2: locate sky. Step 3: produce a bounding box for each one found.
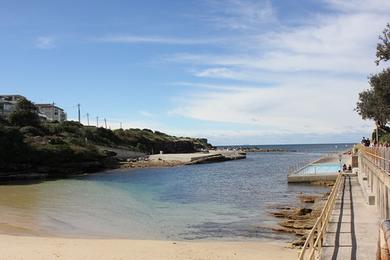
[1,0,390,145]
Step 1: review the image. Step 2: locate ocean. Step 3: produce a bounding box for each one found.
[0,143,353,241]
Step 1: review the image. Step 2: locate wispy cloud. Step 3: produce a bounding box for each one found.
[34,36,56,49]
[171,81,273,91]
[95,35,225,45]
[203,0,276,30]
[164,0,390,138]
[170,77,369,135]
[324,0,390,13]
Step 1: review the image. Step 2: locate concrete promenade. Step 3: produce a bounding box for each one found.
[321,174,379,259]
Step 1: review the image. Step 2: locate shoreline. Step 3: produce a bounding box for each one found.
[0,148,345,259]
[0,150,246,182]
[0,234,296,260]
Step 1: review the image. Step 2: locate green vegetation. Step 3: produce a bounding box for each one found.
[0,99,212,178]
[376,23,390,65]
[356,23,390,143]
[9,98,40,127]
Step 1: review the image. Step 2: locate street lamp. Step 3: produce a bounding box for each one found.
[339,153,342,173]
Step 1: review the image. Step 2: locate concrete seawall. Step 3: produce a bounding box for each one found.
[288,174,338,183]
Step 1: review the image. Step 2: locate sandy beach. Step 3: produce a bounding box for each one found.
[0,234,296,260]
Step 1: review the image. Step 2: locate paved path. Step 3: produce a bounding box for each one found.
[321,174,379,260]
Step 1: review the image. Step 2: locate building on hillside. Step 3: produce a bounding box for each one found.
[0,95,26,118]
[36,103,67,122]
[0,95,25,102]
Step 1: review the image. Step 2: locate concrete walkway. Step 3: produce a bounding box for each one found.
[321,174,379,260]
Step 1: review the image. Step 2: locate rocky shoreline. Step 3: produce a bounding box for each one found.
[221,147,291,153]
[269,190,331,248]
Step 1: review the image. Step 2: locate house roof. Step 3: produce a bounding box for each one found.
[36,104,64,111]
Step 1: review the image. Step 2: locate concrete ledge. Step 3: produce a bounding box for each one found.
[287,174,338,183]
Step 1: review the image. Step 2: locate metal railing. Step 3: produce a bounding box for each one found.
[298,173,344,260]
[288,161,312,175]
[360,145,390,174]
[288,153,340,175]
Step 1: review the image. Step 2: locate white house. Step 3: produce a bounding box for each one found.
[0,95,25,118]
[36,103,67,122]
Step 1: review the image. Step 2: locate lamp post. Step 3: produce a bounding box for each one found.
[339,154,342,173]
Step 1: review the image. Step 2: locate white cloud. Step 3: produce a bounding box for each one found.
[171,77,370,134]
[324,0,390,13]
[34,36,56,49]
[194,67,264,82]
[95,35,225,45]
[171,81,267,91]
[203,0,276,30]
[163,0,390,141]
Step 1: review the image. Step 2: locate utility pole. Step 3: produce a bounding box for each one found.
[120,122,122,129]
[52,102,55,121]
[77,104,81,123]
[96,116,99,127]
[104,118,107,129]
[86,113,90,126]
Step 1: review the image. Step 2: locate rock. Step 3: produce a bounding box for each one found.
[296,208,312,216]
[298,194,319,204]
[292,236,307,247]
[269,191,329,249]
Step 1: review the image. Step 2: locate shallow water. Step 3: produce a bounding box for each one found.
[0,144,352,241]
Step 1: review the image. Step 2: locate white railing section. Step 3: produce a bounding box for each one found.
[288,161,312,175]
[298,173,343,260]
[288,153,341,176]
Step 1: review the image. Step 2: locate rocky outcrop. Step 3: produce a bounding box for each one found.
[152,140,204,154]
[269,192,328,248]
[0,121,213,180]
[0,160,108,181]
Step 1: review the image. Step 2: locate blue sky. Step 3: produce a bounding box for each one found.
[1,0,390,145]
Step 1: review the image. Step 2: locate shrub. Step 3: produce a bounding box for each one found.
[20,126,44,136]
[0,126,30,163]
[9,98,40,127]
[0,116,9,126]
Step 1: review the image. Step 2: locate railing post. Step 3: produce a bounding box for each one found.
[297,173,343,260]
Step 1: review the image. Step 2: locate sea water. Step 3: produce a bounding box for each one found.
[0,143,353,241]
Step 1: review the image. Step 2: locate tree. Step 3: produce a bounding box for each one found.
[370,68,390,105]
[356,88,389,127]
[356,24,390,129]
[376,23,390,65]
[9,98,40,127]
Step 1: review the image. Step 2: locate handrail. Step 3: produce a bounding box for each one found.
[298,173,344,260]
[359,145,390,174]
